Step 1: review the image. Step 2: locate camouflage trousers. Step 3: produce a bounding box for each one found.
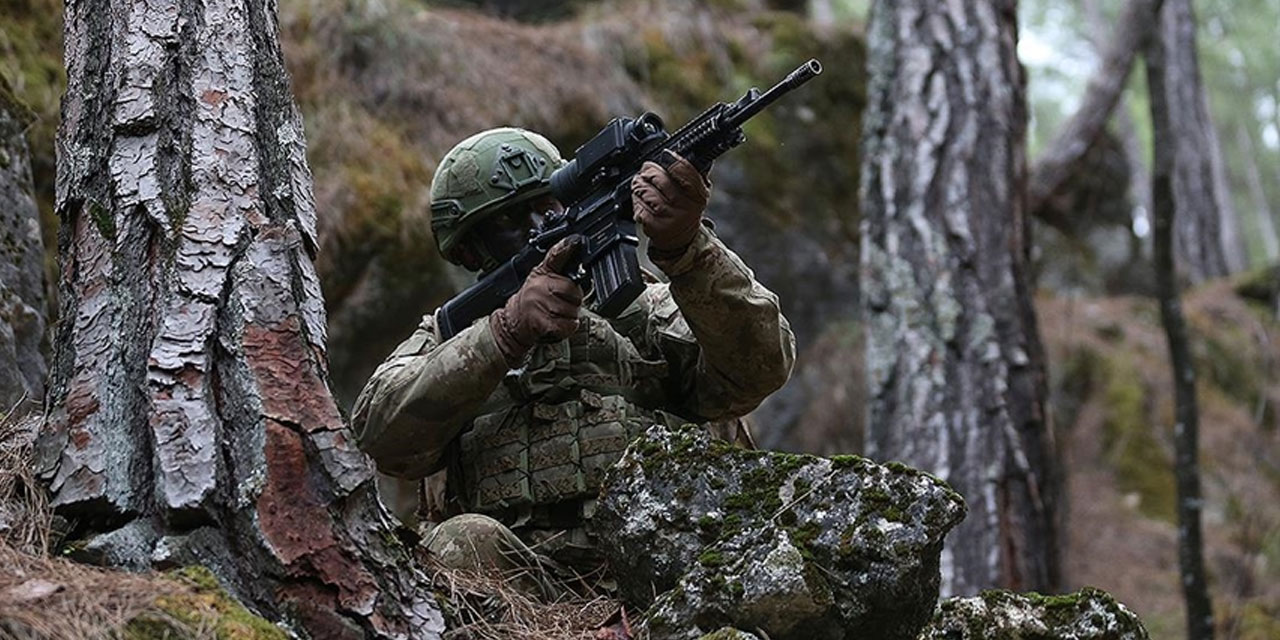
[420,418,757,597]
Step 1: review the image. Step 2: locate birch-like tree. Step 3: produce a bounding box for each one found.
[35,1,443,636]
[860,0,1059,595]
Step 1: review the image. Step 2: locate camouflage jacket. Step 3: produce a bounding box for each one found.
[351,227,795,517]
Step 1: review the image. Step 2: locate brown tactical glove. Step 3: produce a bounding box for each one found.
[489,236,585,367]
[632,151,710,256]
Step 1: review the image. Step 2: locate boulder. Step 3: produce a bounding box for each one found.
[920,587,1149,639]
[0,77,47,416]
[591,425,966,640]
[697,629,762,640]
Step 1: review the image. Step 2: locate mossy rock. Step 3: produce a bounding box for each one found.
[122,566,288,640]
[593,424,965,640]
[698,627,762,639]
[921,587,1149,639]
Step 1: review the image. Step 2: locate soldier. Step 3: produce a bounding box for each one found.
[351,127,795,586]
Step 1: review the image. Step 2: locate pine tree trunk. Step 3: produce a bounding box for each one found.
[0,78,47,417]
[35,1,444,636]
[860,0,1059,596]
[1146,3,1215,637]
[1150,0,1238,283]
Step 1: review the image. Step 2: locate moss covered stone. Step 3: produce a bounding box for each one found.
[122,566,288,640]
[593,424,965,640]
[921,587,1149,639]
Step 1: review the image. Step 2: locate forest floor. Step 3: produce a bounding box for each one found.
[1040,281,1280,640]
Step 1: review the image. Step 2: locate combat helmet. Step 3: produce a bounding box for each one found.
[429,128,565,267]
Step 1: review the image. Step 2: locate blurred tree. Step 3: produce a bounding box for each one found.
[1235,119,1280,263]
[35,0,442,637]
[1197,0,1280,267]
[1146,1,1215,637]
[1028,0,1161,231]
[860,0,1060,595]
[1147,0,1243,282]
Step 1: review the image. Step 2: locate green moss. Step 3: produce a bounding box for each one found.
[882,504,906,523]
[123,566,288,640]
[1023,589,1088,609]
[1228,600,1280,640]
[173,566,222,592]
[831,454,870,470]
[0,0,66,267]
[1233,264,1280,307]
[884,461,912,474]
[698,550,727,568]
[1098,355,1176,521]
[89,201,115,241]
[1195,322,1266,421]
[722,513,743,535]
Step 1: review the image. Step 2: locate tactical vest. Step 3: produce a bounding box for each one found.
[458,389,686,518]
[453,306,691,525]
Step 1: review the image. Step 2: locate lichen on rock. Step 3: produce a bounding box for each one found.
[591,424,966,640]
[920,587,1150,640]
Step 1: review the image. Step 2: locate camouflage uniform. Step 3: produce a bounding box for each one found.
[351,132,795,578]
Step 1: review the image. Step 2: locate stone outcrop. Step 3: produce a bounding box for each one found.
[591,425,966,640]
[920,587,1150,639]
[0,78,46,416]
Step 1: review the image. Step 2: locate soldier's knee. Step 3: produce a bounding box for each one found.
[424,513,519,571]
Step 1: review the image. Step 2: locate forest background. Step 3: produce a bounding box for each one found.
[0,0,1278,638]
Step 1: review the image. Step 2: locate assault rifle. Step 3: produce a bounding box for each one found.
[436,59,823,340]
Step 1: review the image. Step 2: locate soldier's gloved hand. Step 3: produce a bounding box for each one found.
[632,151,710,255]
[489,236,584,366]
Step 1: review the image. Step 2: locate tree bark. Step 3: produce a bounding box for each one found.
[35,1,444,637]
[0,77,47,417]
[1146,3,1215,637]
[860,0,1059,596]
[1148,0,1238,283]
[1028,0,1163,229]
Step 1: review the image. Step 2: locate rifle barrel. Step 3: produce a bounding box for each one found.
[723,59,822,129]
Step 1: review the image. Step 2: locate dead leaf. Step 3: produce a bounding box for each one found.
[2,578,63,603]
